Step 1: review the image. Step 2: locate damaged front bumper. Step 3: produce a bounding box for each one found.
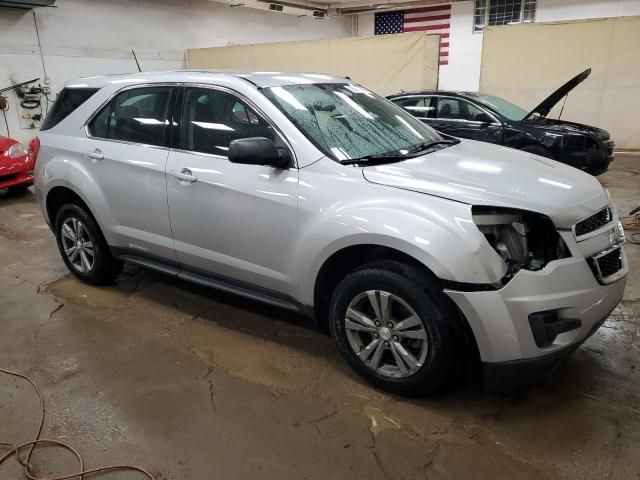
[445,246,627,393]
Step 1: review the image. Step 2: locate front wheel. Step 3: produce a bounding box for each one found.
[54,203,122,284]
[329,261,463,396]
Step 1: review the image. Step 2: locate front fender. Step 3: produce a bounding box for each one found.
[293,161,506,305]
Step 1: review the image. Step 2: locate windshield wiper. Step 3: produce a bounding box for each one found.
[406,138,460,154]
[340,138,461,166]
[340,154,407,166]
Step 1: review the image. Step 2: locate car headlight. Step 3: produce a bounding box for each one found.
[7,142,29,159]
[472,206,569,281]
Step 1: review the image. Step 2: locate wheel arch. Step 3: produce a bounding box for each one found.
[312,244,439,326]
[311,243,481,365]
[44,185,110,243]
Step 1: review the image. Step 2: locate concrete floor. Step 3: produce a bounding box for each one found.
[1,156,639,480]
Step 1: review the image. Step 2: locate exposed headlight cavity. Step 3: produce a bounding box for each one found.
[472,206,570,281]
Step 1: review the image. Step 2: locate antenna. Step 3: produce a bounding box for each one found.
[131,50,142,72]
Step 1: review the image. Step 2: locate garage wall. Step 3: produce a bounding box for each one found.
[480,16,640,150]
[187,33,440,96]
[0,0,351,142]
[357,0,640,92]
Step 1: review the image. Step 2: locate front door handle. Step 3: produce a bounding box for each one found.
[86,149,103,161]
[170,168,197,183]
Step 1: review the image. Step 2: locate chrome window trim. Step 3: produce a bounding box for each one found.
[175,82,299,169]
[572,206,613,242]
[83,82,178,150]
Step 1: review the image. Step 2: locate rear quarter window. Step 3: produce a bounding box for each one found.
[40,88,99,131]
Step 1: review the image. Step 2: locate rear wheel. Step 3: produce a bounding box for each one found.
[54,203,122,284]
[329,261,464,396]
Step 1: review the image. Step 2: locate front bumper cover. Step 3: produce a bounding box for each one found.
[482,308,611,394]
[445,249,627,390]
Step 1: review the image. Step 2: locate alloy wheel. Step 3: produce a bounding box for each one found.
[344,290,429,379]
[60,217,95,273]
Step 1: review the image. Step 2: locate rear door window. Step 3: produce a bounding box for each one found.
[435,97,488,122]
[88,87,172,147]
[393,97,436,119]
[40,88,99,131]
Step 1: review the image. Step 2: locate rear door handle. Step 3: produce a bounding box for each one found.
[170,168,197,183]
[86,149,103,161]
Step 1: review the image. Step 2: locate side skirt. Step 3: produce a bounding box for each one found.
[111,248,315,320]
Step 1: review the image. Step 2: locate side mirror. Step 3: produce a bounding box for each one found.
[475,112,496,125]
[228,137,291,169]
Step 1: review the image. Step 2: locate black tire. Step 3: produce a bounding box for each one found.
[54,203,122,284]
[329,261,465,397]
[520,144,554,159]
[8,185,29,195]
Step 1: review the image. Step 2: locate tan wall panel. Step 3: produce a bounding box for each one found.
[187,33,440,96]
[480,17,640,149]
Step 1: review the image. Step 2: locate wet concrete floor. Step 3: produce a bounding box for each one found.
[1,155,639,479]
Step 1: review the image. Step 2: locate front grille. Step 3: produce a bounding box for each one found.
[574,207,612,238]
[597,248,623,277]
[589,247,623,282]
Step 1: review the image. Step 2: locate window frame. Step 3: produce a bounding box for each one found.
[473,0,537,33]
[391,94,501,125]
[171,83,297,168]
[432,95,501,125]
[84,83,179,150]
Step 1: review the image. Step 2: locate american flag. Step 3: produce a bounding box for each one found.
[374,3,451,65]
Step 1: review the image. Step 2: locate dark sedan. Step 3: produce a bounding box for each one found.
[388,69,614,175]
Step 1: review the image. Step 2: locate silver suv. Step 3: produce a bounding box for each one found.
[35,71,628,395]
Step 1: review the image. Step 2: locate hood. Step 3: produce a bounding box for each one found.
[362,139,608,229]
[526,117,610,140]
[524,68,591,120]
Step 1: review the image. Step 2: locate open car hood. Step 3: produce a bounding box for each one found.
[524,68,591,120]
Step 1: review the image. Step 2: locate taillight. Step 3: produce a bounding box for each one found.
[29,136,40,163]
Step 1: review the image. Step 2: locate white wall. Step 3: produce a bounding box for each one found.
[358,0,640,93]
[438,1,482,91]
[536,0,640,22]
[0,0,350,142]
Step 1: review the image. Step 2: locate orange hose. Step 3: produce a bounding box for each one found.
[0,367,156,480]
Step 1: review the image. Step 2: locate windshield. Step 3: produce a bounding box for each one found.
[262,83,442,161]
[470,94,529,121]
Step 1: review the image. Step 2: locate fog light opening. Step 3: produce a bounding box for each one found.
[529,310,582,348]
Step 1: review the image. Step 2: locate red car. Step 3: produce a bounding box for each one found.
[0,136,37,193]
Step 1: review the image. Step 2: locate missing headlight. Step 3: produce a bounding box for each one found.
[472,206,569,281]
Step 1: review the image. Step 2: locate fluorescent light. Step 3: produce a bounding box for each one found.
[538,177,572,189]
[191,121,235,131]
[335,91,373,119]
[271,86,307,111]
